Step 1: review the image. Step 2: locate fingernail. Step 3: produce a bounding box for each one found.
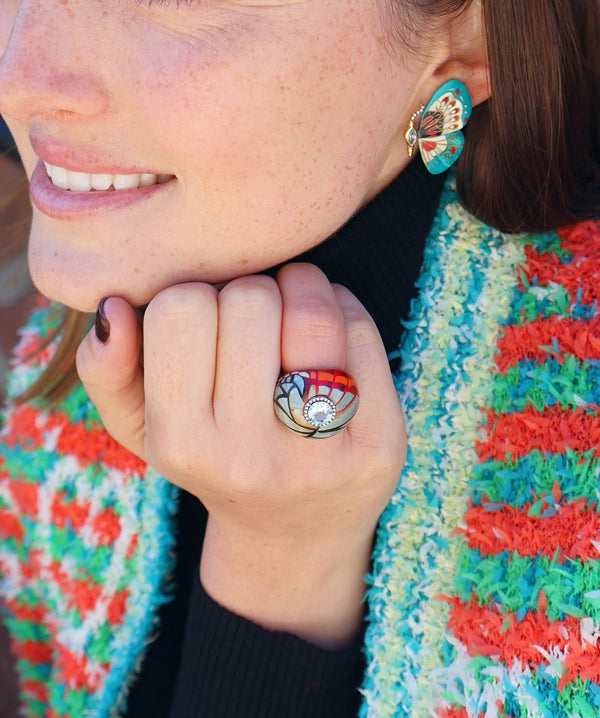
[95,297,110,343]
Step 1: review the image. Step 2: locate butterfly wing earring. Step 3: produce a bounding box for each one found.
[405,79,472,175]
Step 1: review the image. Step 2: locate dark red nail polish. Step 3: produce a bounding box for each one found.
[95,297,110,343]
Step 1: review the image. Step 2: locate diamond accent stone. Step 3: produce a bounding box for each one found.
[405,126,417,147]
[303,397,336,428]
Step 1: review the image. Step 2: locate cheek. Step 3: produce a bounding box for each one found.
[136,54,400,215]
[128,10,405,191]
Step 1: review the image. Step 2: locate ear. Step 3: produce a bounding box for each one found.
[427,2,490,108]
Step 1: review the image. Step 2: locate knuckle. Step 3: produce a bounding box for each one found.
[145,283,216,325]
[286,298,343,339]
[145,427,198,478]
[331,285,379,348]
[344,312,379,350]
[218,275,279,318]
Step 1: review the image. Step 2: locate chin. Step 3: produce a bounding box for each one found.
[29,270,98,314]
[27,239,150,312]
[29,252,119,314]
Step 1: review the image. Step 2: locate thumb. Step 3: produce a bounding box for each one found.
[75,296,146,458]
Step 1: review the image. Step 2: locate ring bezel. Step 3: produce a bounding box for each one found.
[302,395,337,428]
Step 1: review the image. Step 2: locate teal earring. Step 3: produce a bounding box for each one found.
[405,79,472,175]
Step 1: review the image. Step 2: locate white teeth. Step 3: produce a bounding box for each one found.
[43,161,173,191]
[45,162,68,188]
[67,170,92,192]
[112,173,141,190]
[91,174,113,191]
[139,173,157,187]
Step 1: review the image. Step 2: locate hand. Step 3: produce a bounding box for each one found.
[76,263,406,647]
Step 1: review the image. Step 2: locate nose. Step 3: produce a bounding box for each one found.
[0,0,108,123]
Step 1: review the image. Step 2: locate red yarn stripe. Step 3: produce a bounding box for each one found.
[54,418,146,474]
[3,598,47,623]
[48,561,102,615]
[436,709,507,718]
[1,405,44,449]
[557,220,600,253]
[475,404,600,461]
[0,508,23,541]
[21,677,49,703]
[91,507,122,545]
[496,315,600,372]
[445,597,600,688]
[106,589,129,624]
[460,496,600,561]
[50,493,122,546]
[55,644,109,692]
[2,404,146,475]
[6,557,128,627]
[7,479,39,515]
[521,245,600,307]
[14,639,53,664]
[51,491,91,533]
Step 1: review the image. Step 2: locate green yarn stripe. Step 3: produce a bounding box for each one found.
[491,355,600,413]
[455,548,600,622]
[470,449,600,507]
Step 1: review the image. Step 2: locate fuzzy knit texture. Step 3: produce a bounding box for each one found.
[1,180,600,716]
[0,304,180,717]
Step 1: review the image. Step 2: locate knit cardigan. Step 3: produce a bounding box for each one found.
[2,179,600,717]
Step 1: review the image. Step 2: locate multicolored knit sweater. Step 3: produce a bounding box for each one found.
[2,180,600,717]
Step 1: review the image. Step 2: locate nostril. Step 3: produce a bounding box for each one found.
[0,8,108,123]
[0,56,109,123]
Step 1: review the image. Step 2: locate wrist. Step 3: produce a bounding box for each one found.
[199,516,371,649]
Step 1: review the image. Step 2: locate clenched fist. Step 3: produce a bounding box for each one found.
[76,263,406,647]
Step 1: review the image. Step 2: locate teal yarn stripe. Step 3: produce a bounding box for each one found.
[491,356,600,414]
[470,449,600,507]
[454,547,600,622]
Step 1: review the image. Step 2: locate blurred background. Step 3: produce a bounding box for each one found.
[0,116,35,407]
[0,114,32,718]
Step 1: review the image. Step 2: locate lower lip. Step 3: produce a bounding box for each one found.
[29,161,175,220]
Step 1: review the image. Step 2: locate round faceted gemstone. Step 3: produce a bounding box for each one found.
[303,396,337,427]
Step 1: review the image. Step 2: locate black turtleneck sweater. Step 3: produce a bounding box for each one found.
[125,159,446,718]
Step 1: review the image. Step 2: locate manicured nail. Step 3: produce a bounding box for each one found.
[95,297,110,343]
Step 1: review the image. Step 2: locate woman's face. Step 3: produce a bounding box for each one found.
[0,0,431,311]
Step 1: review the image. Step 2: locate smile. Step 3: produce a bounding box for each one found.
[30,159,176,220]
[43,161,174,192]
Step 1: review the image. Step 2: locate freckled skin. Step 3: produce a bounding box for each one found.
[0,0,436,311]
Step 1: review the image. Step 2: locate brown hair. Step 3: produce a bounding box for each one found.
[0,157,89,405]
[4,0,600,404]
[391,0,600,231]
[460,0,600,232]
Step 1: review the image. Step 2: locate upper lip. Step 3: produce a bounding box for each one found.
[30,134,167,176]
